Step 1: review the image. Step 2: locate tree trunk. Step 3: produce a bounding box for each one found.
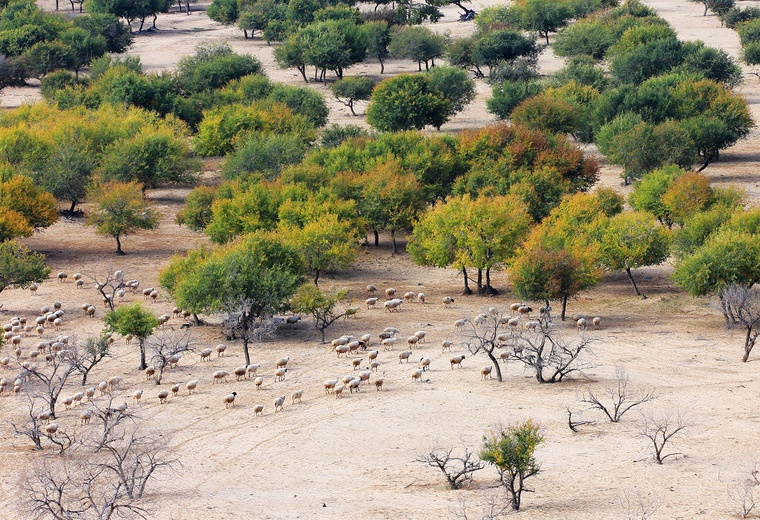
[298,65,308,83]
[349,101,356,116]
[625,267,641,296]
[115,235,125,255]
[561,294,568,321]
[487,351,502,382]
[476,269,482,292]
[379,57,385,74]
[243,29,248,39]
[373,229,379,246]
[544,31,550,45]
[314,268,320,285]
[139,17,145,32]
[462,267,473,295]
[69,200,76,213]
[485,267,491,295]
[391,230,397,255]
[81,368,91,386]
[242,337,251,366]
[320,326,326,344]
[49,397,57,419]
[152,13,157,29]
[138,339,147,370]
[743,327,756,362]
[704,4,708,15]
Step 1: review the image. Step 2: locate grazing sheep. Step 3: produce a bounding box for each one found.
[107,376,122,391]
[481,366,493,380]
[369,361,380,372]
[341,375,356,385]
[276,356,290,369]
[384,299,402,312]
[80,410,92,425]
[286,316,301,327]
[418,293,426,304]
[385,287,396,299]
[200,348,212,362]
[332,337,349,348]
[518,305,532,316]
[253,404,264,416]
[367,350,379,362]
[215,344,227,357]
[374,378,384,391]
[186,380,198,394]
[53,318,63,331]
[133,389,143,402]
[454,319,467,330]
[254,377,264,389]
[360,333,371,346]
[274,368,287,382]
[365,297,379,309]
[378,331,393,341]
[274,395,285,412]
[62,396,74,410]
[525,321,539,331]
[324,379,338,394]
[441,340,453,353]
[98,381,109,395]
[411,368,423,382]
[167,354,181,369]
[334,384,345,398]
[246,364,260,378]
[86,306,96,319]
[72,392,84,405]
[334,345,350,357]
[85,387,96,400]
[171,384,180,397]
[158,390,170,404]
[29,283,39,295]
[344,307,359,319]
[419,357,431,371]
[403,291,416,303]
[212,370,230,384]
[352,358,363,370]
[384,327,400,334]
[73,273,82,281]
[443,296,454,306]
[509,303,522,312]
[37,411,51,423]
[224,392,237,408]
[592,317,601,329]
[57,272,68,283]
[0,356,9,367]
[45,423,59,436]
[358,370,371,384]
[234,366,247,381]
[367,284,377,296]
[508,318,520,329]
[76,280,84,289]
[349,378,361,393]
[576,318,587,331]
[450,355,465,369]
[398,350,412,363]
[407,336,419,348]
[414,331,427,343]
[291,390,304,404]
[145,367,156,380]
[382,338,399,350]
[149,290,159,303]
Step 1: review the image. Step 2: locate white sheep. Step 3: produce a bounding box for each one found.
[407,335,419,348]
[576,318,587,331]
[98,381,109,395]
[382,337,399,350]
[398,350,412,363]
[213,370,230,384]
[45,423,59,435]
[57,272,68,283]
[403,291,416,303]
[324,379,338,394]
[443,296,454,306]
[254,376,264,389]
[224,392,237,408]
[418,293,426,304]
[411,368,423,382]
[450,355,465,369]
[367,350,379,362]
[274,367,287,382]
[334,345,350,357]
[286,316,301,327]
[274,395,285,412]
[171,384,180,397]
[215,344,227,357]
[253,404,264,416]
[366,297,379,309]
[454,319,467,330]
[348,378,361,393]
[358,370,371,385]
[414,331,427,343]
[85,387,96,400]
[481,366,493,380]
[145,366,156,380]
[361,333,371,345]
[525,321,539,331]
[385,287,396,299]
[592,317,601,329]
[158,390,169,404]
[352,358,363,370]
[276,356,290,368]
[62,395,74,410]
[374,378,384,391]
[200,348,212,362]
[246,364,260,378]
[332,337,349,347]
[133,389,143,402]
[369,361,380,372]
[441,340,453,353]
[473,314,487,325]
[291,390,304,404]
[234,366,247,381]
[80,410,92,425]
[341,375,356,385]
[334,384,345,398]
[366,284,377,296]
[186,380,198,394]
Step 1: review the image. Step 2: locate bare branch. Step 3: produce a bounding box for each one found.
[417,443,485,490]
[146,328,195,385]
[581,366,657,423]
[639,409,690,464]
[719,286,760,361]
[619,489,661,520]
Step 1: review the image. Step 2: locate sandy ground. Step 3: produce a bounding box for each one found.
[1,1,760,519]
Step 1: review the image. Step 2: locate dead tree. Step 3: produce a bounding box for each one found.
[729,461,760,519]
[463,312,506,381]
[85,268,131,312]
[502,313,593,383]
[88,397,136,452]
[720,285,760,362]
[581,366,657,422]
[71,335,111,386]
[11,394,46,450]
[639,410,690,464]
[619,489,661,520]
[147,328,194,385]
[450,489,511,520]
[417,444,484,490]
[24,351,77,419]
[566,408,595,433]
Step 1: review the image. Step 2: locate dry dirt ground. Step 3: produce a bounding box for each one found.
[1,1,760,519]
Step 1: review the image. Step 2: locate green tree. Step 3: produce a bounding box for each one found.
[472,29,538,73]
[33,133,96,213]
[480,420,544,511]
[23,41,75,78]
[627,165,685,226]
[299,20,368,82]
[366,73,449,131]
[511,94,580,136]
[86,180,159,254]
[688,0,734,17]
[206,0,238,25]
[554,18,613,60]
[290,283,348,343]
[172,231,304,365]
[174,44,262,94]
[58,27,107,76]
[104,302,158,370]
[365,20,390,74]
[389,25,445,71]
[0,241,50,293]
[330,76,376,116]
[223,133,307,181]
[487,80,543,120]
[594,211,670,296]
[72,13,133,54]
[425,65,476,123]
[513,0,573,44]
[282,212,359,284]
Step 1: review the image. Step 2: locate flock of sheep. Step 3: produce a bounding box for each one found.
[1,272,604,446]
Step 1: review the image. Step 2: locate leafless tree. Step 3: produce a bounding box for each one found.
[222,297,281,365]
[581,366,657,423]
[566,407,595,433]
[24,351,78,419]
[462,312,507,381]
[720,285,760,362]
[728,460,760,518]
[87,397,136,452]
[639,410,690,464]
[146,329,194,385]
[499,313,593,383]
[85,268,132,312]
[71,335,111,386]
[417,443,485,490]
[11,394,46,450]
[619,489,661,520]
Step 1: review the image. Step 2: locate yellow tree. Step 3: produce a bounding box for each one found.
[87,180,159,254]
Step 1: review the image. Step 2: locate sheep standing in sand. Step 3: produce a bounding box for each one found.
[291,390,304,404]
[441,340,453,353]
[274,368,287,382]
[576,318,587,331]
[411,368,423,382]
[481,366,493,380]
[213,370,229,384]
[274,395,285,412]
[398,350,412,363]
[366,297,379,309]
[592,317,601,329]
[443,296,454,306]
[385,288,396,299]
[253,404,264,416]
[186,380,198,394]
[324,379,338,394]
[450,355,465,369]
[417,293,426,304]
[366,285,377,296]
[224,392,237,408]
